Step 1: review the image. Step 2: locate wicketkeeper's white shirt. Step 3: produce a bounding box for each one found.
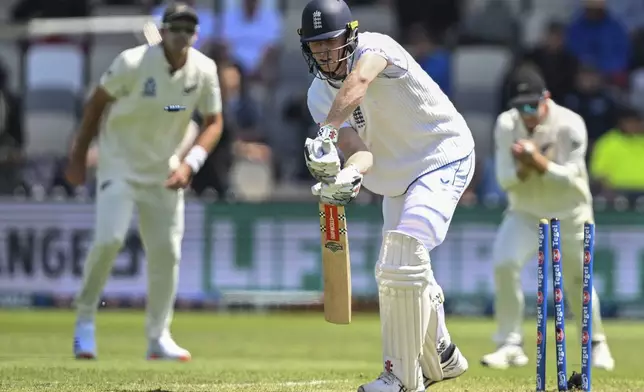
[494,99,593,221]
[97,44,222,184]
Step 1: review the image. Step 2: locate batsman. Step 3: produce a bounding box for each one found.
[299,0,475,390]
[480,66,615,371]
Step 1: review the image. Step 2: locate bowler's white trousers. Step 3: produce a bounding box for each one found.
[75,178,184,339]
[491,210,606,346]
[381,151,475,352]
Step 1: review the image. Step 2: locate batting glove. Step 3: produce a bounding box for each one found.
[312,165,362,205]
[304,136,341,184]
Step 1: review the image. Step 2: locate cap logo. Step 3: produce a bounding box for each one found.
[517,83,529,92]
[313,10,322,29]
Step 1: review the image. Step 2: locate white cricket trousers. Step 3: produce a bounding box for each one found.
[382,151,475,350]
[75,178,184,340]
[491,210,606,346]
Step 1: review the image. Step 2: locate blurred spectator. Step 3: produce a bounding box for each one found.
[219,62,274,200]
[218,0,281,91]
[104,0,137,4]
[0,61,24,195]
[524,21,578,103]
[476,156,507,206]
[220,63,270,162]
[590,107,644,198]
[629,29,644,71]
[50,137,98,198]
[406,24,451,97]
[50,157,80,197]
[190,65,237,199]
[11,0,90,21]
[460,0,517,46]
[151,0,217,52]
[603,0,644,33]
[205,63,272,193]
[565,0,630,87]
[394,0,461,43]
[562,65,618,156]
[190,115,233,200]
[282,94,316,183]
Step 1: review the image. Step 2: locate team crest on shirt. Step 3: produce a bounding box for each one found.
[143,77,156,97]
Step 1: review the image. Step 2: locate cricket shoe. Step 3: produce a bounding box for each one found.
[479,344,529,370]
[357,371,424,392]
[147,333,191,361]
[424,343,469,388]
[592,341,615,371]
[73,321,97,360]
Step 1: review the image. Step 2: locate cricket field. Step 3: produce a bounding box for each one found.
[0,310,642,391]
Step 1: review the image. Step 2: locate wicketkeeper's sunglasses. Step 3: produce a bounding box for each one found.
[517,102,540,114]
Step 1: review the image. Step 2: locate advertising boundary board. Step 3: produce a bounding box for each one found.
[0,201,206,306]
[203,204,644,318]
[1,201,644,318]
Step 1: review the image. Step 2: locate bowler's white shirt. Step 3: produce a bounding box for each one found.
[98,44,221,183]
[307,32,474,197]
[495,99,593,220]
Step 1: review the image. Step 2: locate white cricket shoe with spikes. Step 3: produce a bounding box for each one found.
[147,332,191,361]
[480,344,529,370]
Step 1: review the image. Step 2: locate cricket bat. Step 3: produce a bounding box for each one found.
[319,203,352,324]
[141,20,162,45]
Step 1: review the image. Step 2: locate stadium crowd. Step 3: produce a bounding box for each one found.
[0,0,643,207]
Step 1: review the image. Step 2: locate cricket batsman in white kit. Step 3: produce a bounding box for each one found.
[65,2,223,360]
[299,1,473,390]
[480,67,615,371]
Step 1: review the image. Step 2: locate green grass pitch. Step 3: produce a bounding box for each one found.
[0,310,642,391]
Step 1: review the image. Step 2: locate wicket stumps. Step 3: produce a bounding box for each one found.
[536,218,595,392]
[581,222,594,391]
[536,220,549,392]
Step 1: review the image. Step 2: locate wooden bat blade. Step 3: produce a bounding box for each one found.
[319,203,351,324]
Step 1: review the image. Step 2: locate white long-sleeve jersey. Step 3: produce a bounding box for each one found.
[97,44,222,184]
[307,32,475,197]
[495,99,593,221]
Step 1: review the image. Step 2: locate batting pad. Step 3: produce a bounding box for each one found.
[420,284,445,382]
[375,230,442,389]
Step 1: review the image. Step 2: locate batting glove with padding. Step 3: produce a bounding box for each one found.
[311,165,362,205]
[304,136,341,184]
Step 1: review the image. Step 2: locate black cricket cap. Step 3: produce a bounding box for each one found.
[508,66,548,108]
[162,2,199,25]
